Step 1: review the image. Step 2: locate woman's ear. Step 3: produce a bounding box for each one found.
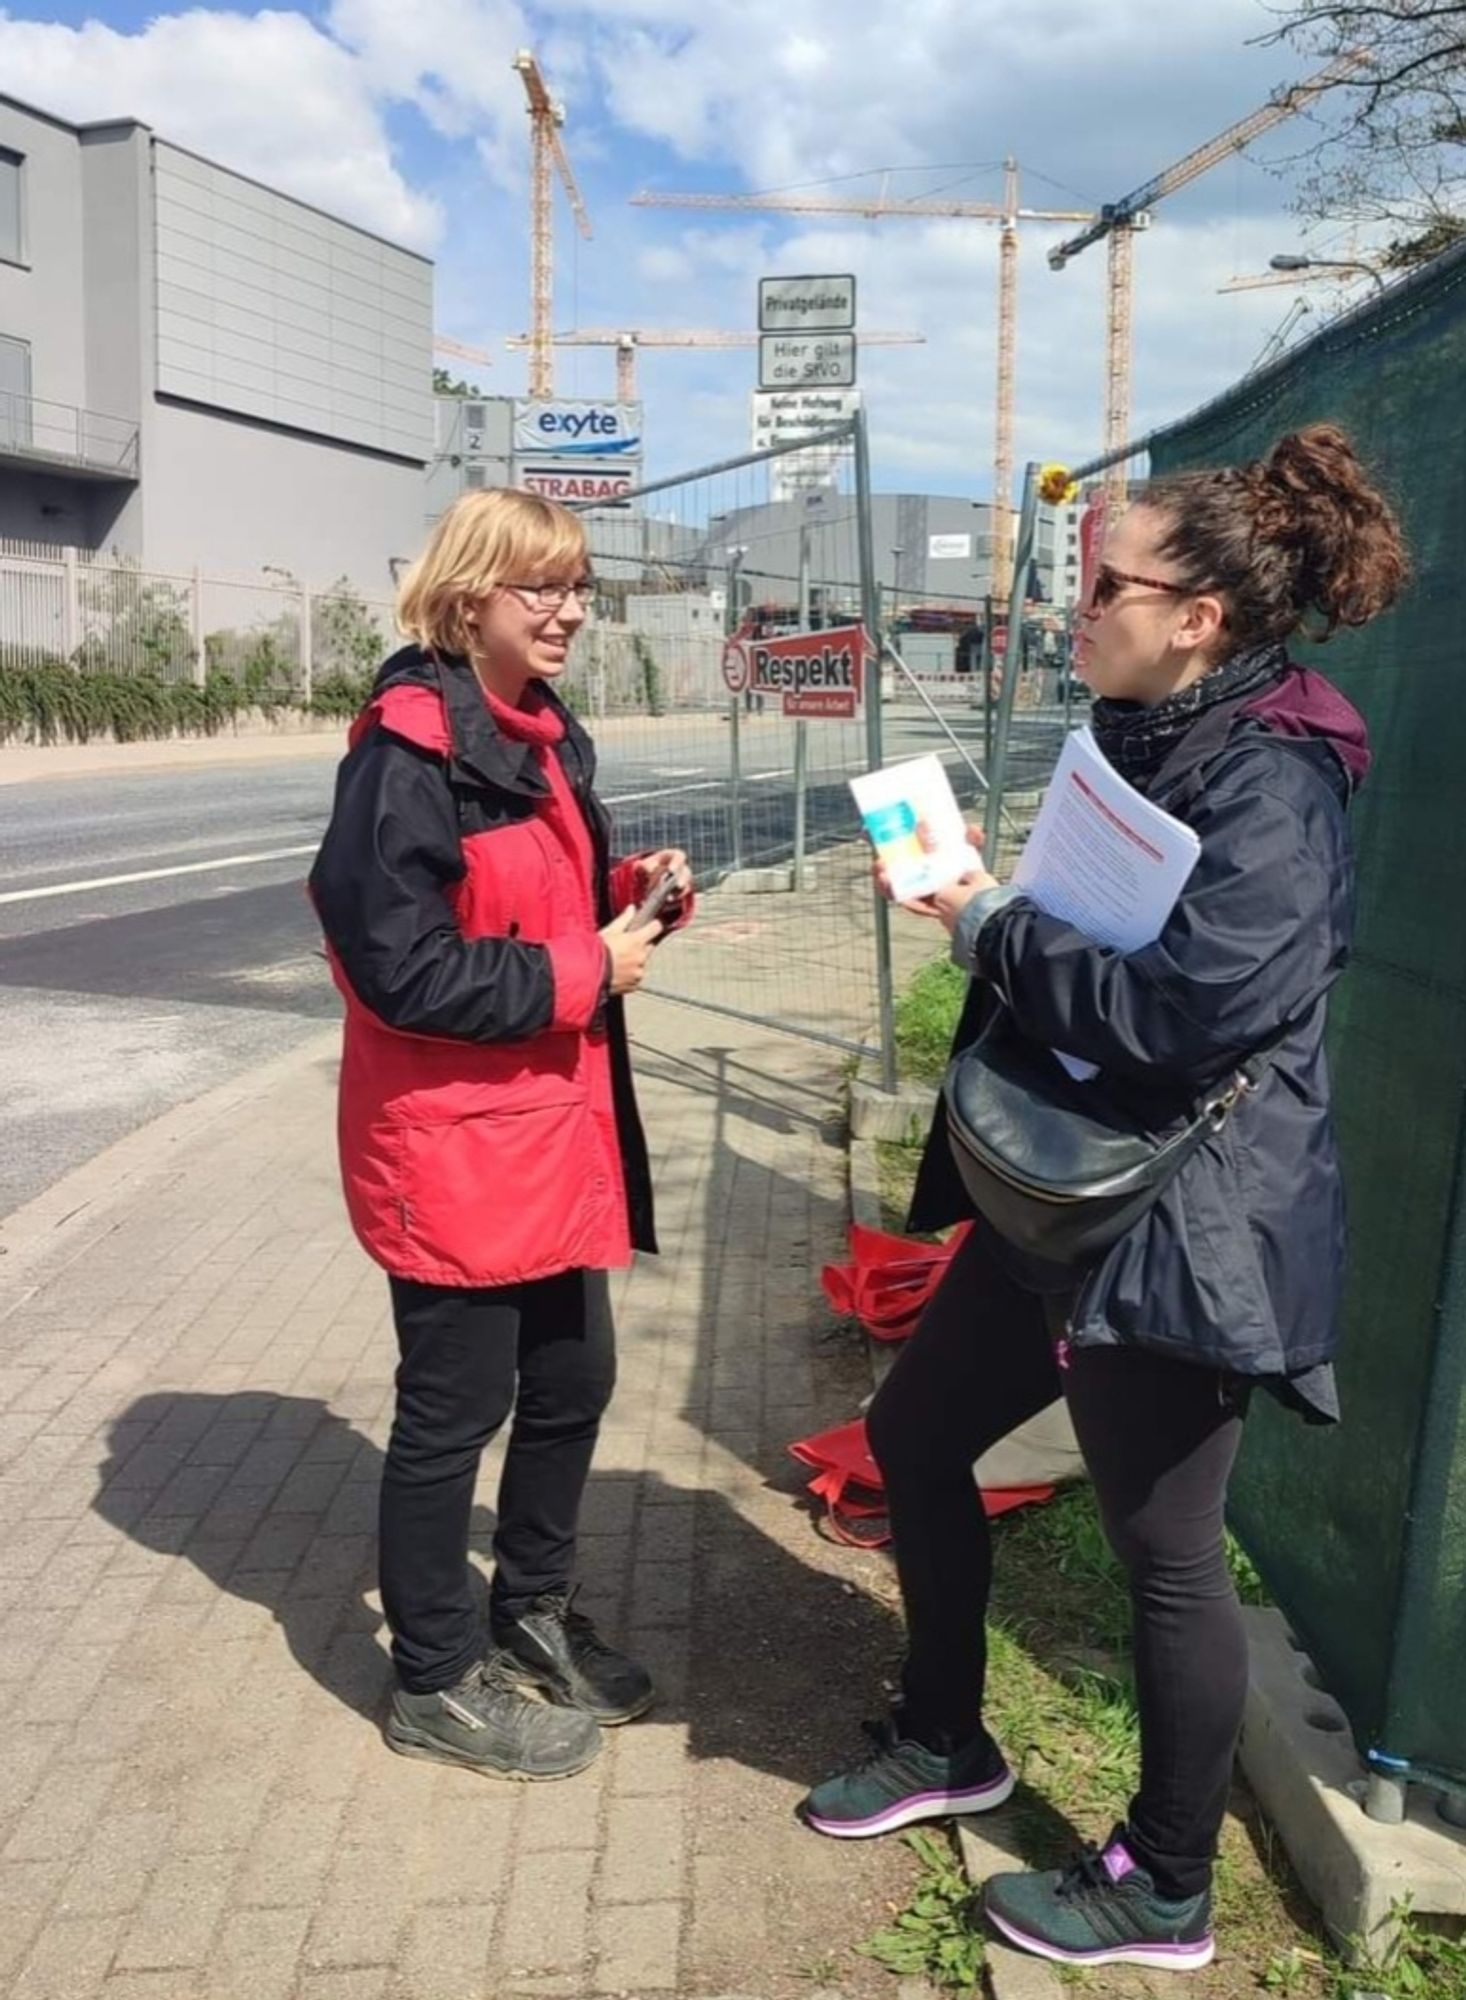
[1176,590,1227,656]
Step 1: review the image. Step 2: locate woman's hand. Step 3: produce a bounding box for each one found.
[600,907,663,995]
[874,825,998,933]
[637,849,694,899]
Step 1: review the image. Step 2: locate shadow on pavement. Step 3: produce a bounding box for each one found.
[93,1389,902,1791]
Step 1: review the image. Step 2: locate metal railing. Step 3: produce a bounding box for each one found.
[0,393,140,479]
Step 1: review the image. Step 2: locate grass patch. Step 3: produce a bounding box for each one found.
[892,953,966,1084]
[857,1830,987,1992]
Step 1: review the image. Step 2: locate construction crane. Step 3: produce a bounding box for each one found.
[1218,265,1377,294]
[433,335,493,368]
[632,164,1094,595]
[513,49,592,400]
[503,326,926,401]
[1048,49,1369,505]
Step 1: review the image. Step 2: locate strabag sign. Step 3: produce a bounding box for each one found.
[517,463,635,505]
[512,400,643,458]
[721,622,868,719]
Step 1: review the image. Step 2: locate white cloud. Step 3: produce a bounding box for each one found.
[0,8,444,247]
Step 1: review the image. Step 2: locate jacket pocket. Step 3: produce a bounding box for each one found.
[392,1097,613,1283]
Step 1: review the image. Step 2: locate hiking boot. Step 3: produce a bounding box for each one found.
[385,1652,602,1779]
[799,1716,1014,1838]
[494,1589,654,1725]
[984,1827,1215,1970]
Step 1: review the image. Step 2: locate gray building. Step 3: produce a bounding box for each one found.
[0,93,433,593]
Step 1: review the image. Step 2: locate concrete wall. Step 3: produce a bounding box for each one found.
[0,101,87,412]
[143,398,422,593]
[153,143,432,463]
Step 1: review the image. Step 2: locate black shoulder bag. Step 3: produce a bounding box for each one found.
[941,698,1297,1273]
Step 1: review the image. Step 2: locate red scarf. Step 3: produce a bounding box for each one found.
[480,680,598,921]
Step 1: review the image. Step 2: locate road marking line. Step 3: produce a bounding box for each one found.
[0,844,320,906]
[603,781,724,805]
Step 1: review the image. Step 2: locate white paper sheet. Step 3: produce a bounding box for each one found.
[1012,727,1202,1079]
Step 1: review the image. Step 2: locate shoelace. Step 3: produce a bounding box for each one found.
[534,1588,617,1668]
[1055,1845,1121,1907]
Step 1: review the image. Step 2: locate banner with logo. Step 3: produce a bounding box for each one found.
[512,400,643,459]
[721,622,868,719]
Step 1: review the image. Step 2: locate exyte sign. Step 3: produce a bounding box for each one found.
[512,400,644,459]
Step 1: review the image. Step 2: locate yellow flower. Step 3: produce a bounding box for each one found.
[1038,463,1080,506]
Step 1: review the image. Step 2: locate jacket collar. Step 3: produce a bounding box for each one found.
[372,644,598,798]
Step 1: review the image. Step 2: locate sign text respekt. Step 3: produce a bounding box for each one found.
[721,623,868,719]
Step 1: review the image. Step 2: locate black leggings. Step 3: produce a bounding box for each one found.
[866,1225,1247,1900]
[381,1268,616,1694]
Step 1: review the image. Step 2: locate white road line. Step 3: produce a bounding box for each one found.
[0,843,320,907]
[603,781,725,805]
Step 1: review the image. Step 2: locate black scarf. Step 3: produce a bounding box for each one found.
[1089,642,1287,791]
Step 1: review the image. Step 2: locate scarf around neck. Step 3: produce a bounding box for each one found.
[1089,641,1287,791]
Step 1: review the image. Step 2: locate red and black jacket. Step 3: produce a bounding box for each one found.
[309,645,666,1288]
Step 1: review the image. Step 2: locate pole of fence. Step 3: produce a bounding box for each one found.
[62,546,79,661]
[189,566,205,688]
[854,407,898,1094]
[983,461,1040,869]
[792,522,811,892]
[299,580,313,708]
[981,591,994,765]
[724,547,744,876]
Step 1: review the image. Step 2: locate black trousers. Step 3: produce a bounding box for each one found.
[866,1225,1247,1901]
[381,1268,616,1694]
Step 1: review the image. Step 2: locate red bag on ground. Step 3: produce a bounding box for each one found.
[820,1221,972,1343]
[789,1416,1055,1549]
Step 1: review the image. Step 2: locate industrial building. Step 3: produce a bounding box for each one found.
[0,92,433,594]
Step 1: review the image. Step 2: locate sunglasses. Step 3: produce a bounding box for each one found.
[1087,564,1195,611]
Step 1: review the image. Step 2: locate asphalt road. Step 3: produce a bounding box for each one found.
[0,698,1068,1219]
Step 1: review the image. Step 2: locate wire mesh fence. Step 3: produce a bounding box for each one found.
[0,540,395,703]
[562,426,900,1062]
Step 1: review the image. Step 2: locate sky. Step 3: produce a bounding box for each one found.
[0,0,1379,496]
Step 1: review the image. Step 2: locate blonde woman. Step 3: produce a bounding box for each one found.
[310,489,692,1779]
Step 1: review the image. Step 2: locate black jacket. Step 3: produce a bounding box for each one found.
[911,711,1357,1378]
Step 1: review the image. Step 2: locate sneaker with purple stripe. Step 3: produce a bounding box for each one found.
[799,1717,1013,1839]
[983,1828,1215,1971]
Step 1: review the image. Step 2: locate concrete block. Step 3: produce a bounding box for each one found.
[954,1812,1064,2000]
[1237,1606,1466,1957]
[720,863,818,893]
[849,1078,939,1145]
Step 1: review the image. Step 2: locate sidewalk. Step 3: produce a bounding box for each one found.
[0,712,775,787]
[0,960,936,1997]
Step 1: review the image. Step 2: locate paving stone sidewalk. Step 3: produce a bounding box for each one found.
[0,936,941,1999]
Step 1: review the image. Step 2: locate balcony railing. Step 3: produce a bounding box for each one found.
[0,392,140,480]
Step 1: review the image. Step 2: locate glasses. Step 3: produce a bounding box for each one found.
[1087,564,1195,611]
[501,579,596,611]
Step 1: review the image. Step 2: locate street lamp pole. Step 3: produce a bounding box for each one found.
[1268,252,1387,296]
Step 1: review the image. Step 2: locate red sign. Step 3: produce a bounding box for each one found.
[519,465,634,504]
[720,622,868,719]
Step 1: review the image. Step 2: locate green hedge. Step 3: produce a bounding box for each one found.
[0,653,374,746]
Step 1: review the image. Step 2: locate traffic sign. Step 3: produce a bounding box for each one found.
[750,388,860,447]
[758,274,856,333]
[758,333,857,390]
[721,622,868,719]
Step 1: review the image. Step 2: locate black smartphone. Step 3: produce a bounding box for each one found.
[630,868,679,931]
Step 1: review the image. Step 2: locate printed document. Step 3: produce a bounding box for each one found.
[850,755,971,902]
[1012,727,1202,1078]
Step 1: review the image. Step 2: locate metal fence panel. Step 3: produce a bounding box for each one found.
[563,427,897,1063]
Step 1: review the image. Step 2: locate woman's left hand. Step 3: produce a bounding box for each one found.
[900,828,999,934]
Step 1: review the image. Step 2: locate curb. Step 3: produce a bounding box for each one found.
[1237,1606,1466,1957]
[0,1026,341,1318]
